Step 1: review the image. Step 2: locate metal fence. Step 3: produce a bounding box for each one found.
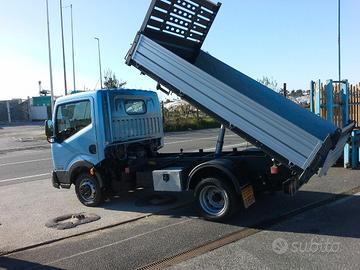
[349,83,360,129]
[0,99,30,123]
[311,80,360,129]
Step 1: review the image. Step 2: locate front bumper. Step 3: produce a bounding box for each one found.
[52,171,60,189]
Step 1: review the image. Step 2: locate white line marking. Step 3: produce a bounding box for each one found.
[27,219,192,270]
[165,135,237,145]
[0,178,49,185]
[0,158,51,167]
[0,173,51,183]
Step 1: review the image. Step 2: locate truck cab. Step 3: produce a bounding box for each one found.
[45,89,163,204]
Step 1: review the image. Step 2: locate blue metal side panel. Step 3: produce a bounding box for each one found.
[310,81,315,113]
[325,80,334,121]
[194,52,338,141]
[342,81,350,168]
[342,80,350,126]
[351,131,359,169]
[314,80,321,117]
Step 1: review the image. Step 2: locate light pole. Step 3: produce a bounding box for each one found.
[338,0,341,82]
[46,0,55,114]
[64,4,76,92]
[60,0,68,95]
[94,37,103,89]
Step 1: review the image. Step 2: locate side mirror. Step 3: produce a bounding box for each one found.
[44,120,55,143]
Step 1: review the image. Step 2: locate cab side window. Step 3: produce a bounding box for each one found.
[55,100,91,141]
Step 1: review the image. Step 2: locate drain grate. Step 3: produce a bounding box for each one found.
[45,213,100,230]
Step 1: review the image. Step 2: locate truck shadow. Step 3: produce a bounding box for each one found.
[226,190,360,239]
[0,257,63,270]
[102,188,360,239]
[101,189,193,213]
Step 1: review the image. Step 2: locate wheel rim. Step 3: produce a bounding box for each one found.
[199,185,229,217]
[79,179,97,202]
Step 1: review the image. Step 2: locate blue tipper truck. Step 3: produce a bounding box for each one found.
[45,0,354,221]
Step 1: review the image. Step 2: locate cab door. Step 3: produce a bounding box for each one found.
[51,98,99,179]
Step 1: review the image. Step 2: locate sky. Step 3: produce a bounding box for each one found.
[0,0,359,100]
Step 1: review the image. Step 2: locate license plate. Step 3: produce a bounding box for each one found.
[241,185,255,209]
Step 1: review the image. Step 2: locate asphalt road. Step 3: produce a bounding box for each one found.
[0,128,246,187]
[169,193,360,270]
[1,128,360,270]
[0,127,247,255]
[2,169,360,270]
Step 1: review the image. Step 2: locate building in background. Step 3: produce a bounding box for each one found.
[0,96,54,123]
[30,96,52,121]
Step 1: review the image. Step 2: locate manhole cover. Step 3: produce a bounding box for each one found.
[135,194,177,207]
[45,213,100,230]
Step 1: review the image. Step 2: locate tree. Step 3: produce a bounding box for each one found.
[257,76,279,92]
[103,69,126,89]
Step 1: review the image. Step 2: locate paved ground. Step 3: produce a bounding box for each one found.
[1,167,359,270]
[169,193,360,270]
[0,123,47,153]
[0,124,359,270]
[0,125,246,254]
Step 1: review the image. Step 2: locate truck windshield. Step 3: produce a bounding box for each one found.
[55,100,91,141]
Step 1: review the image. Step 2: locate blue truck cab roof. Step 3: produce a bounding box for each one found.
[55,89,159,106]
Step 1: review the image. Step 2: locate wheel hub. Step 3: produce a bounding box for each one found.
[199,185,229,217]
[79,179,96,202]
[212,192,222,203]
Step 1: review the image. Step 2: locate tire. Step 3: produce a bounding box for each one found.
[75,173,103,207]
[194,177,239,221]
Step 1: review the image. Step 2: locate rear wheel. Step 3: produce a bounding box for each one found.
[75,173,103,207]
[195,177,239,221]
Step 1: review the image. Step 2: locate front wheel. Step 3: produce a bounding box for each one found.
[194,178,239,221]
[75,173,103,207]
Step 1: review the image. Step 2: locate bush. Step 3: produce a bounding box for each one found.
[164,116,220,132]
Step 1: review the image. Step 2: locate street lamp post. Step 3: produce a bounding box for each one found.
[46,0,55,114]
[338,0,341,82]
[70,4,76,92]
[94,37,103,89]
[60,0,68,95]
[64,4,76,92]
